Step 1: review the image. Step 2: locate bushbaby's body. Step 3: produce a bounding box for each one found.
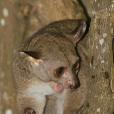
[13,19,89,114]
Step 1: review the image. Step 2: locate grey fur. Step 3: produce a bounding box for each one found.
[13,19,89,114]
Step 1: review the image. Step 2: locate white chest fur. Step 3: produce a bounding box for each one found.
[24,81,56,97]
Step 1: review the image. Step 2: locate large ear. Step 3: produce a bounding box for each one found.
[71,19,86,44]
[19,51,41,62]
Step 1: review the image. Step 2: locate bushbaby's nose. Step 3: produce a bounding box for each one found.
[70,82,80,89]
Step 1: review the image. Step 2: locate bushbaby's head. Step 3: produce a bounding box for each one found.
[19,19,86,93]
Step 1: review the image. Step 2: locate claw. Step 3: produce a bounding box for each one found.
[24,107,36,114]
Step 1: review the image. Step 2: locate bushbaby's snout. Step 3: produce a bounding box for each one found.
[70,81,80,89]
[69,75,81,89]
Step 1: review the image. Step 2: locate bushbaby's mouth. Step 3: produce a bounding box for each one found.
[53,83,63,93]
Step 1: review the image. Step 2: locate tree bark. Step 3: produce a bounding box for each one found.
[82,0,114,113]
[0,1,19,114]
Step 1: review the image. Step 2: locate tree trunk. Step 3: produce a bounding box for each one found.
[82,0,114,113]
[0,1,18,114]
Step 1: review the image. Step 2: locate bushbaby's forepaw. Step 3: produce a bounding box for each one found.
[24,107,36,114]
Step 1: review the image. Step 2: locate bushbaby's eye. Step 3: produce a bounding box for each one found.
[54,67,64,77]
[73,61,79,71]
